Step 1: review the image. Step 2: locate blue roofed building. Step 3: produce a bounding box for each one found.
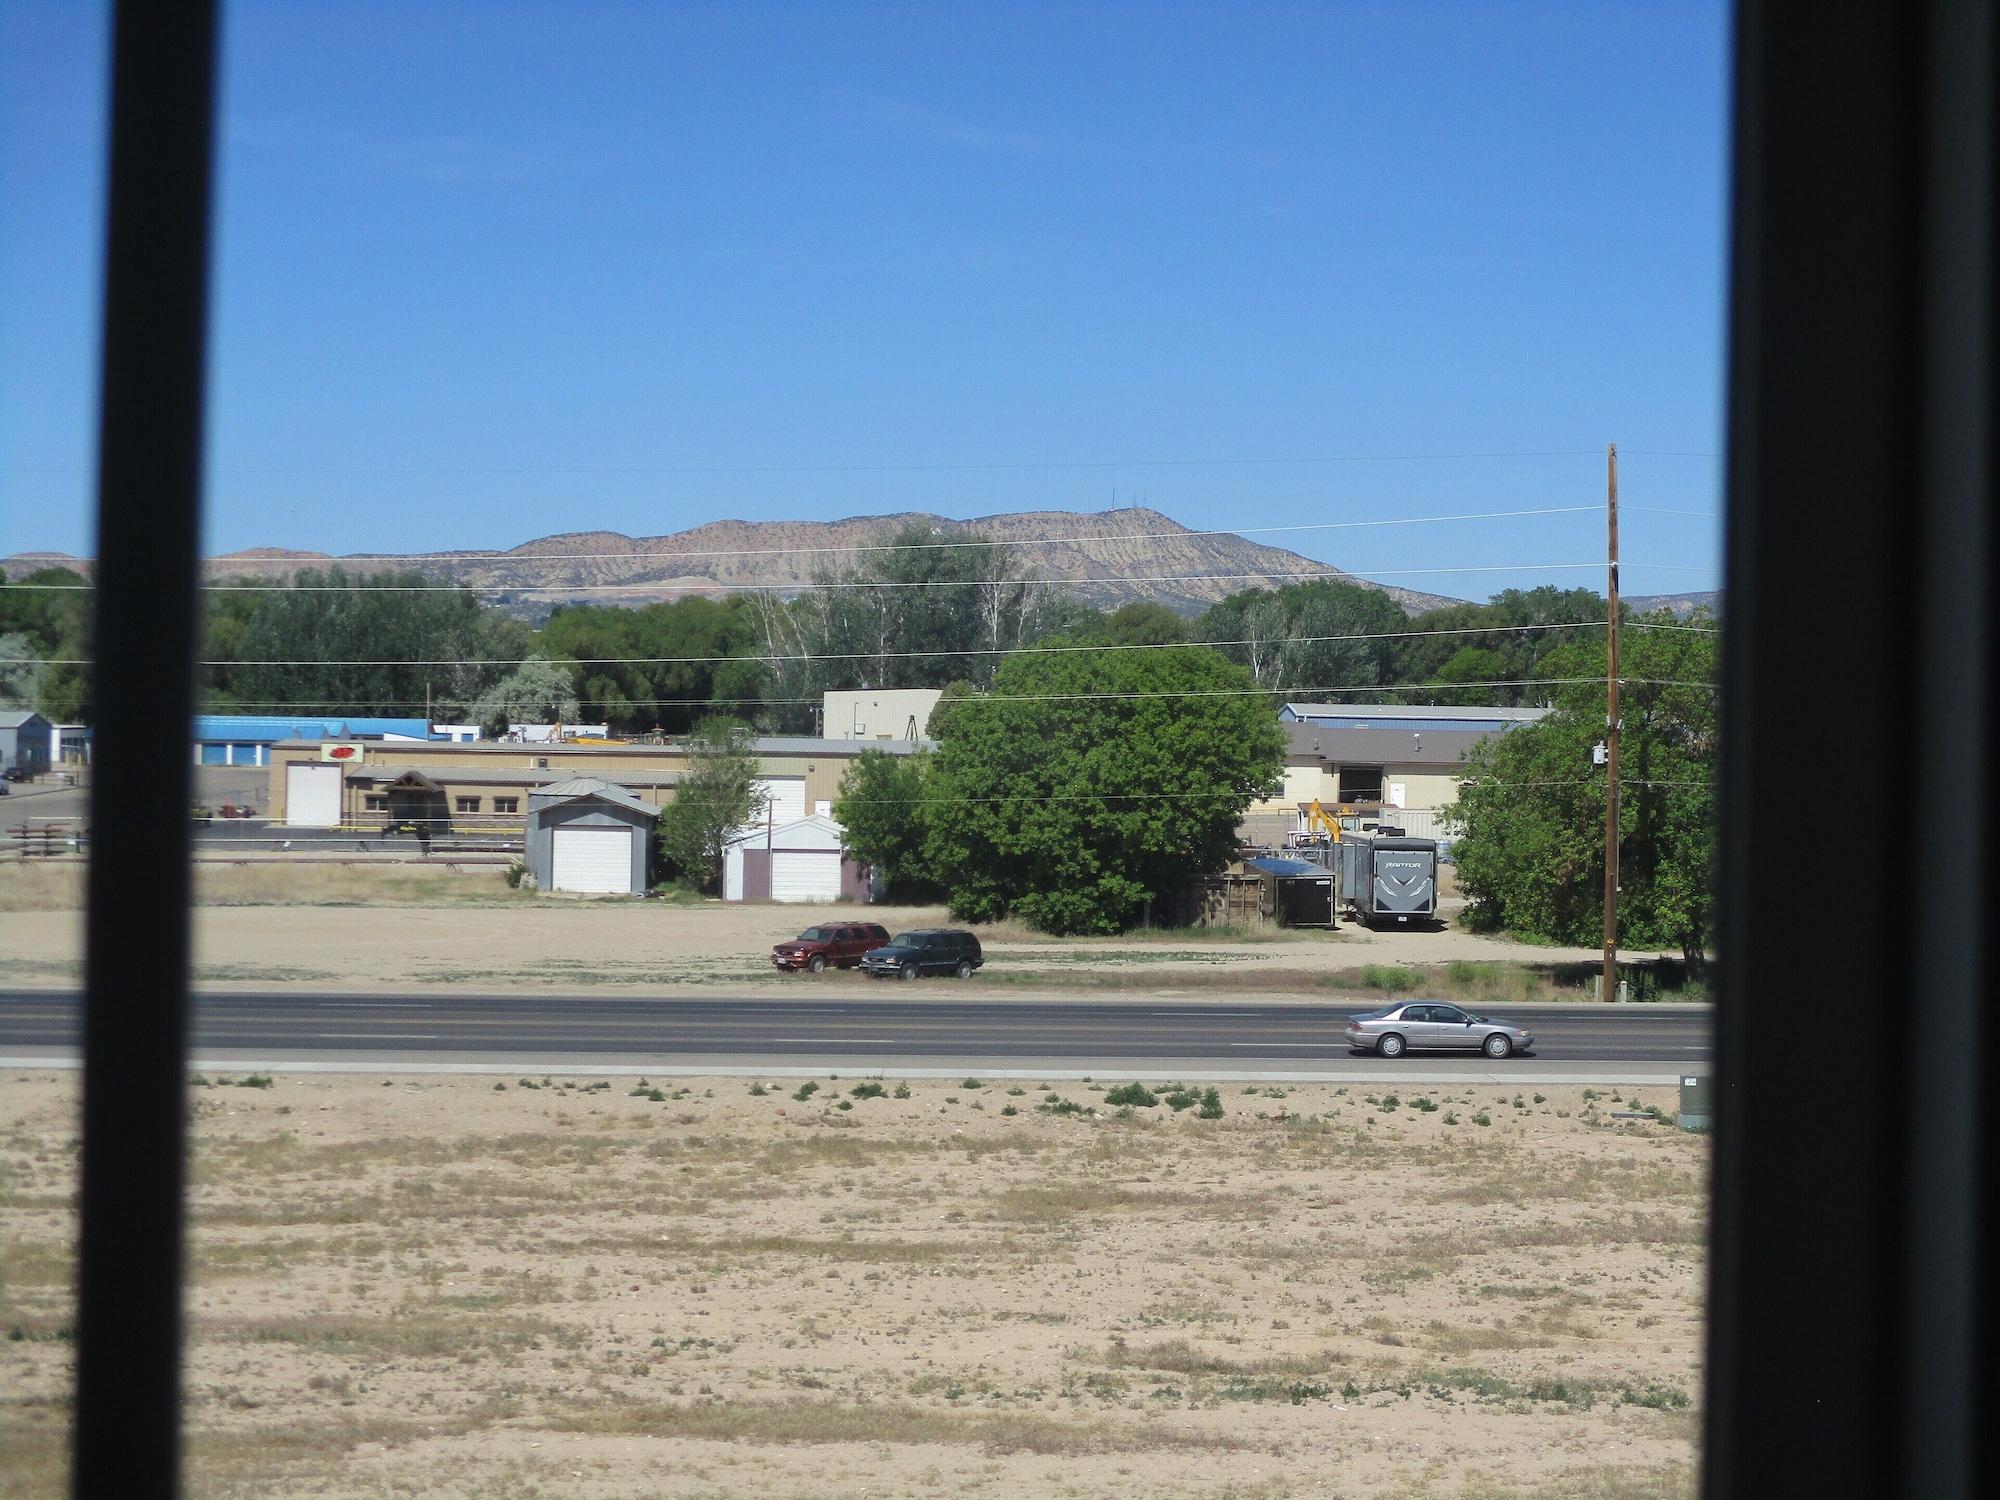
[192,714,437,766]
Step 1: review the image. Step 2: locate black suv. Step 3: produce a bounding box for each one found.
[859,929,984,981]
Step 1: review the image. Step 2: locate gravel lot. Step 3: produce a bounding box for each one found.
[1,1070,1706,1499]
[0,866,1623,1000]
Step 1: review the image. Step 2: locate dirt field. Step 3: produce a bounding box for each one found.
[1,1071,1707,1499]
[0,865,1643,1002]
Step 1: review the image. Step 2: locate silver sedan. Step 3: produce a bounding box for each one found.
[1344,1001,1535,1059]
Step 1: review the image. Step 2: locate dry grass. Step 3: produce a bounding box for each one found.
[0,862,528,912]
[550,1396,1247,1453]
[0,1073,1709,1499]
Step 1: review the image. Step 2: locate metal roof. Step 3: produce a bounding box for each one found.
[752,735,930,756]
[527,775,661,818]
[0,710,51,729]
[194,713,433,741]
[270,735,904,759]
[1280,702,1546,729]
[1285,722,1497,765]
[722,811,846,849]
[350,764,680,789]
[196,715,347,742]
[1245,856,1334,879]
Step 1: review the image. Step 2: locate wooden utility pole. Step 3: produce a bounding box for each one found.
[1602,443,1621,1001]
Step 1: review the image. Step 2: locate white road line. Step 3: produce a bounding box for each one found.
[336,1003,434,1010]
[314,1032,441,1040]
[1229,1042,1350,1049]
[770,1037,903,1044]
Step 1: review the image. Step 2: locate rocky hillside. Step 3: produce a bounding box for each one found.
[5,508,1465,616]
[1623,589,1721,618]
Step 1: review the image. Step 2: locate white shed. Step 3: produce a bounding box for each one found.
[722,814,869,903]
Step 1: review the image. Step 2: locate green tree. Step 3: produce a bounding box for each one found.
[754,525,1079,730]
[1445,612,1719,968]
[1388,586,1607,705]
[221,567,530,720]
[1196,578,1406,697]
[655,720,768,892]
[0,567,93,720]
[1099,601,1188,645]
[537,595,769,735]
[0,633,43,708]
[832,749,937,899]
[922,646,1285,934]
[1424,645,1511,704]
[471,655,580,736]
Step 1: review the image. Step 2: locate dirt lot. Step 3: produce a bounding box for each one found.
[0,866,1635,1002]
[1,1070,1706,1499]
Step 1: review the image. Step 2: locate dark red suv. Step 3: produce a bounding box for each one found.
[771,922,891,974]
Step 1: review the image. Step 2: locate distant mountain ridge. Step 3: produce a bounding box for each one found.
[4,508,1471,616]
[5,509,1720,618]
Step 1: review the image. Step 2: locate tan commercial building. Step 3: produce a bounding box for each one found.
[1242,703,1548,846]
[821,688,941,742]
[266,735,922,833]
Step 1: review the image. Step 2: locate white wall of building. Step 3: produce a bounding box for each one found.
[822,688,941,741]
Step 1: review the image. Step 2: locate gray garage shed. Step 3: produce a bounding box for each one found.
[1,710,54,778]
[524,776,660,895]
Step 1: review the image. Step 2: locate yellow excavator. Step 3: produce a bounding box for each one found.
[1300,799,1345,844]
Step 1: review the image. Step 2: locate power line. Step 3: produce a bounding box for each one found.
[15,617,1716,670]
[0,560,1713,596]
[178,506,1607,569]
[4,676,1717,714]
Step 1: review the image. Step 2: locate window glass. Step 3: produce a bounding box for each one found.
[5,7,1725,1495]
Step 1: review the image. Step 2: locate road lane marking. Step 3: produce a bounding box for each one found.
[1229,1042,1350,1049]
[314,1032,441,1040]
[769,1037,903,1043]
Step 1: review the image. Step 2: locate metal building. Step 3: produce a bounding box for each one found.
[722,813,871,903]
[523,776,660,896]
[0,710,55,777]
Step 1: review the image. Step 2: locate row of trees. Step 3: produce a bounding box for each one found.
[1,533,1630,735]
[4,547,1718,949]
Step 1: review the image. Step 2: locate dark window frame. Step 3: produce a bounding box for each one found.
[67,6,1996,1498]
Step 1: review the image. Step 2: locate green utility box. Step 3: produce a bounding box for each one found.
[1677,1073,1713,1132]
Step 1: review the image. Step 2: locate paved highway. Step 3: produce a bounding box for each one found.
[0,990,1709,1081]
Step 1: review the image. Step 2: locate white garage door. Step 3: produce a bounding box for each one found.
[754,777,806,826]
[551,826,632,893]
[285,763,343,827]
[771,850,842,903]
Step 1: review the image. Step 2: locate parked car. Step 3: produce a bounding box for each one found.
[1,767,30,783]
[860,929,984,981]
[771,922,891,974]
[1344,1001,1534,1059]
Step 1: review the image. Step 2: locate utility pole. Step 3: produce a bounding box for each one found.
[1602,443,1621,1001]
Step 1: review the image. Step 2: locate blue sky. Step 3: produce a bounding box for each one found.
[1,0,1729,600]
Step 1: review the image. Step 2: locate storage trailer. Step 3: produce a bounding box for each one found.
[1335,833,1439,926]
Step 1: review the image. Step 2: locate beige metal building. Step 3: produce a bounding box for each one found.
[821,688,941,742]
[1241,705,1546,846]
[266,735,921,833]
